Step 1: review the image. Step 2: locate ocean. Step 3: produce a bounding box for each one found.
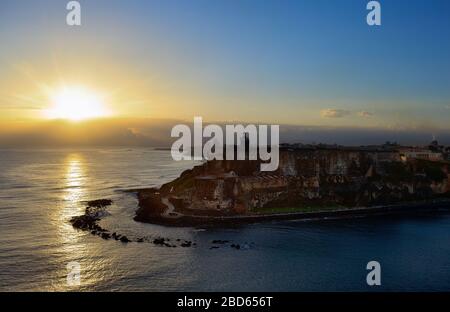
[0,148,449,291]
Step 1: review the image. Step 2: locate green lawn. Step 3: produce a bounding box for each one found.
[254,204,349,214]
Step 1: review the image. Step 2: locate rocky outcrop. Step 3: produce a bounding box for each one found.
[70,199,112,234]
[70,199,130,242]
[70,198,201,247]
[134,188,169,222]
[134,144,450,225]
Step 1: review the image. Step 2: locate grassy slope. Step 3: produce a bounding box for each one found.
[253,204,349,215]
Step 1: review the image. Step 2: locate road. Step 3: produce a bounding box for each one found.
[161,197,182,218]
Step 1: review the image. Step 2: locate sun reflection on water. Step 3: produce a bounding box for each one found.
[51,154,91,290]
[51,153,114,291]
[54,154,88,248]
[63,154,86,215]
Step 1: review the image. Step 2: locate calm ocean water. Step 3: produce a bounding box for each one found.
[0,148,449,291]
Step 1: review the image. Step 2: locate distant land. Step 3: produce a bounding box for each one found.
[1,118,450,148]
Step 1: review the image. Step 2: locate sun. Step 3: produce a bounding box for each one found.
[44,86,110,121]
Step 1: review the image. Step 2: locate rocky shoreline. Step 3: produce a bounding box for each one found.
[132,145,450,227]
[70,199,132,242]
[133,190,450,227]
[68,196,449,251]
[69,198,253,249]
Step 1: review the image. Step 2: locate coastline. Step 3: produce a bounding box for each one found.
[132,195,450,227]
[130,146,450,228]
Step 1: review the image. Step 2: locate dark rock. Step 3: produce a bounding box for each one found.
[231,244,241,250]
[137,238,144,243]
[134,192,168,221]
[153,238,165,245]
[70,215,99,231]
[113,234,122,240]
[86,199,113,208]
[70,200,121,243]
[181,241,192,247]
[120,236,130,243]
[212,240,229,244]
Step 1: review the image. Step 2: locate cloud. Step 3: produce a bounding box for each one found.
[320,109,351,118]
[358,111,373,118]
[1,118,450,147]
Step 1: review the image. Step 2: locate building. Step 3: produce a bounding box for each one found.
[399,147,443,162]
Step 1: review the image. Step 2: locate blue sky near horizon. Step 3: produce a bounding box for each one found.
[0,0,449,130]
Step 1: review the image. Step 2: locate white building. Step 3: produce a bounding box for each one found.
[399,148,443,162]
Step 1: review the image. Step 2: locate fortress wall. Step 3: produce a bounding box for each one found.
[239,176,288,192]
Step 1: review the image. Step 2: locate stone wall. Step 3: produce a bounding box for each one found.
[161,147,449,215]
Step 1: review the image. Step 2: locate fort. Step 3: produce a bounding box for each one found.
[134,141,450,226]
[170,117,279,171]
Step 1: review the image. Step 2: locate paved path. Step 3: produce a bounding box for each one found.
[161,197,182,218]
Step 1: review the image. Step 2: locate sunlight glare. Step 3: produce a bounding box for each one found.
[45,86,109,121]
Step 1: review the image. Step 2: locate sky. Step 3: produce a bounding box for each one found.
[0,0,450,146]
